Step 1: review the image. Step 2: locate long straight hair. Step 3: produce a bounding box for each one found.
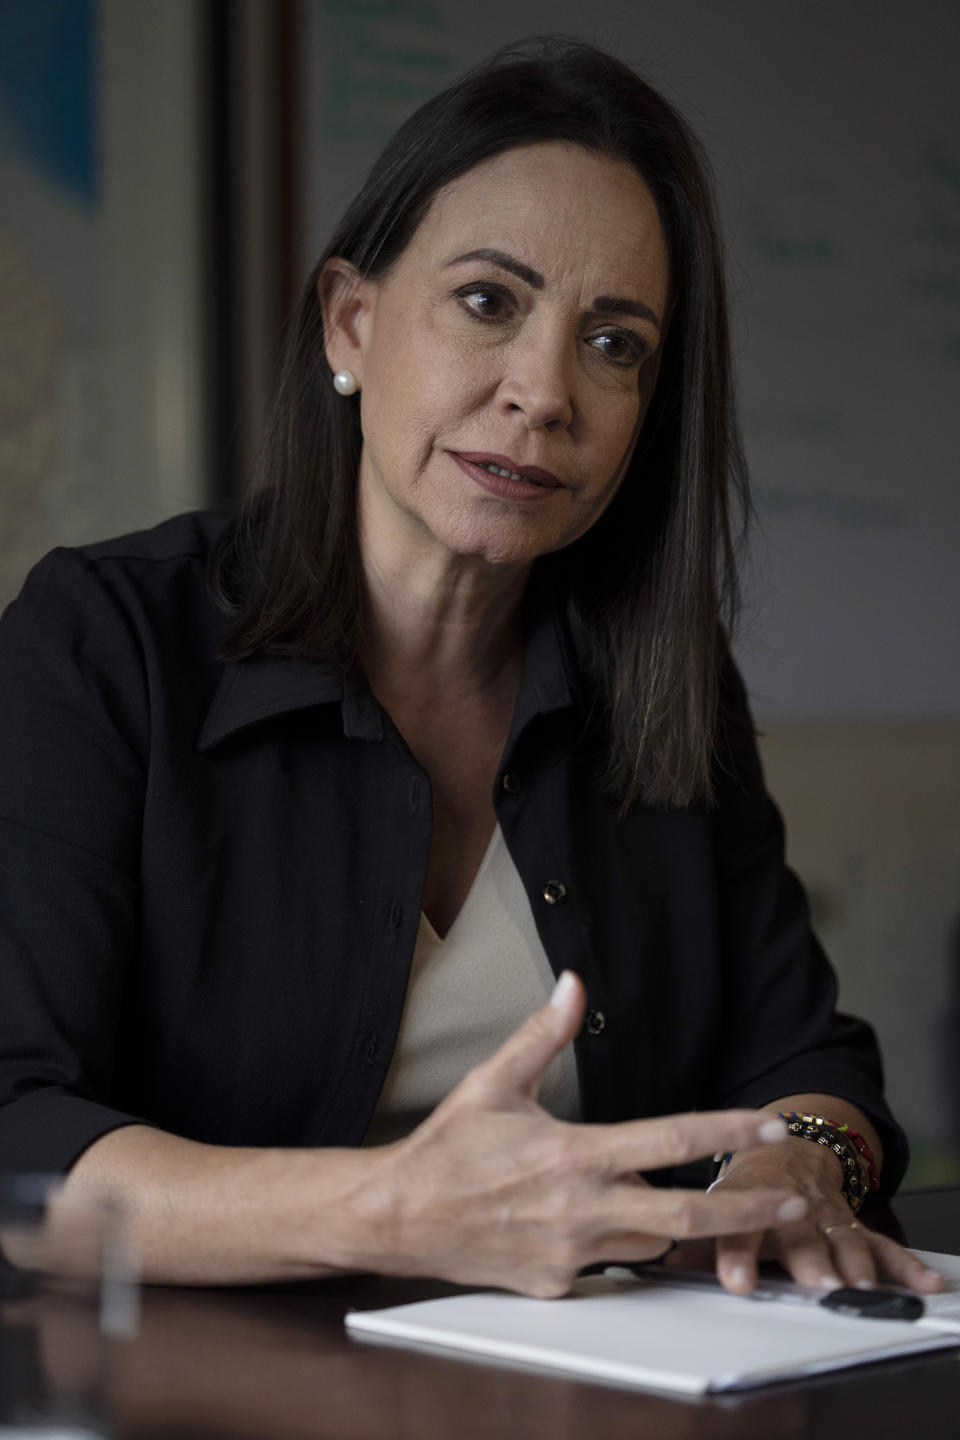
[209,37,750,809]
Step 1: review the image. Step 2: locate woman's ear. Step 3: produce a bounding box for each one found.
[316,258,376,384]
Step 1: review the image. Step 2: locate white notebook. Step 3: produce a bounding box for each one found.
[345,1249,960,1395]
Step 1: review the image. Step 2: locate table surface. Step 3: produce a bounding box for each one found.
[2,1188,958,1439]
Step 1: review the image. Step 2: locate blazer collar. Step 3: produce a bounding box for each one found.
[197,570,574,754]
[197,654,383,751]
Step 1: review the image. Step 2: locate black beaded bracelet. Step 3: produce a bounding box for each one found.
[777,1112,870,1214]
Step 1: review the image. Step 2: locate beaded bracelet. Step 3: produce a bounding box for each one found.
[711,1113,881,1214]
[835,1121,882,1192]
[776,1112,876,1214]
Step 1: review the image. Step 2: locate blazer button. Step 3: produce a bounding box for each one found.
[542,881,567,905]
[501,772,521,794]
[585,1009,606,1035]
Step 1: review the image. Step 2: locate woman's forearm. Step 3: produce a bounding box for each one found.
[63,1124,393,1285]
[57,1089,886,1290]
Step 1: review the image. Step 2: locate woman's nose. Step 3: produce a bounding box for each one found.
[496,328,575,432]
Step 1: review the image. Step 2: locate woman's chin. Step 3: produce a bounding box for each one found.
[431,529,551,571]
[414,504,574,571]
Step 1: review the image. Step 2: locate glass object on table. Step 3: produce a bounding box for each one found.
[0,1176,138,1439]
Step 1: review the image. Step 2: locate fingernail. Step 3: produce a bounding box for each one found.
[856,1278,874,1290]
[729,1265,750,1291]
[777,1196,807,1221]
[549,971,577,1010]
[821,1274,842,1290]
[757,1118,787,1143]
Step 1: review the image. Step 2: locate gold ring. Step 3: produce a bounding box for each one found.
[820,1220,862,1237]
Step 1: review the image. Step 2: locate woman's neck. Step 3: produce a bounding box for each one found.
[359,539,529,710]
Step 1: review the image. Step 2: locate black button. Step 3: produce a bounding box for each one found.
[501,772,520,795]
[542,881,567,905]
[586,1009,606,1035]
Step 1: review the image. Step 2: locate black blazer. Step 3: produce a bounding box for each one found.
[0,511,907,1187]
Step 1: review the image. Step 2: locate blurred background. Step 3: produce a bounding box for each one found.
[1,0,957,1183]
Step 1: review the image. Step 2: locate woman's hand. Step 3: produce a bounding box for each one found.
[359,972,808,1297]
[674,1140,945,1296]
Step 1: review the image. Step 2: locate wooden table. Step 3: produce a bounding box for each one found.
[2,1188,957,1438]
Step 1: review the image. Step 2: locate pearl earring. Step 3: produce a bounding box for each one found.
[332,369,358,396]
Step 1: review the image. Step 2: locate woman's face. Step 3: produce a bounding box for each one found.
[324,142,672,572]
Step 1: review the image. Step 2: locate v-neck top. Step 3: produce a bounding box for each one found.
[362,824,582,1146]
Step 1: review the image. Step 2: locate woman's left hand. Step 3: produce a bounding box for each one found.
[673,1139,945,1295]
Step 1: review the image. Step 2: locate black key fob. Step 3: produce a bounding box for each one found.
[819,1286,924,1320]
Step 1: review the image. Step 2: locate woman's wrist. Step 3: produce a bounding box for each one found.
[775,1111,879,1213]
[712,1104,881,1213]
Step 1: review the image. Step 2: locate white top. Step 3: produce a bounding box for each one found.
[362,824,582,1146]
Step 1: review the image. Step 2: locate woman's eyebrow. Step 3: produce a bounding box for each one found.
[592,295,661,330]
[445,248,545,290]
[444,249,661,330]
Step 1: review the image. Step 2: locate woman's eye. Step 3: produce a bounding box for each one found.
[588,330,646,366]
[456,285,512,320]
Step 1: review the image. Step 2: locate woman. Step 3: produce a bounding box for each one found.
[0,39,941,1299]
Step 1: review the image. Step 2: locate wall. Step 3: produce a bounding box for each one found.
[760,723,960,1180]
[0,0,208,610]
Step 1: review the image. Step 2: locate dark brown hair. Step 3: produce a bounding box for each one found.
[209,36,750,809]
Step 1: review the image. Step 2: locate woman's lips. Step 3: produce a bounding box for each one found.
[450,451,562,500]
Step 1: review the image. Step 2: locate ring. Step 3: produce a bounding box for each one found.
[820,1220,862,1237]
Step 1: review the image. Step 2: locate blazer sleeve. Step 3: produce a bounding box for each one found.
[706,658,909,1194]
[0,548,150,1174]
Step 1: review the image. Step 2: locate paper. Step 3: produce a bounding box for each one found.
[905,1248,960,1332]
[345,1251,960,1395]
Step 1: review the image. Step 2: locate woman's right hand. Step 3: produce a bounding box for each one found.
[354,972,807,1297]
